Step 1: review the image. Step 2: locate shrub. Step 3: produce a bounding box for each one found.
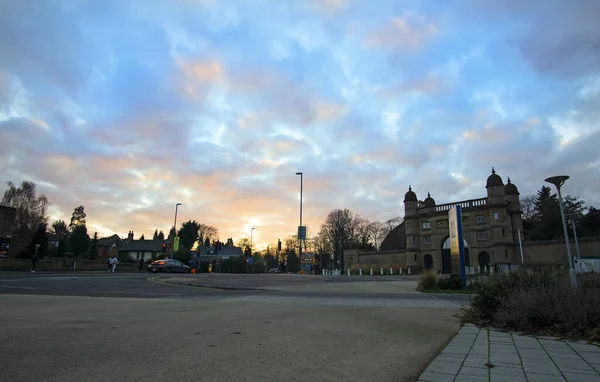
[418,271,437,291]
[461,267,600,340]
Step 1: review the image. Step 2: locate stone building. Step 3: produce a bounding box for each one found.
[403,168,523,273]
[345,168,525,273]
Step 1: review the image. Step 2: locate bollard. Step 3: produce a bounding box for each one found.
[390,268,393,275]
[347,269,350,276]
[490,267,494,276]
[73,261,77,271]
[408,267,411,275]
[477,265,481,273]
[465,267,469,275]
[470,267,474,274]
[359,268,363,276]
[484,265,488,273]
[370,268,373,276]
[322,269,325,276]
[380,268,383,275]
[400,268,403,275]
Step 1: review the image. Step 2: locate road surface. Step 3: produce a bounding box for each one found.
[0,272,468,382]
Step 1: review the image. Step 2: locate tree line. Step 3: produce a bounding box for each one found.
[521,186,599,240]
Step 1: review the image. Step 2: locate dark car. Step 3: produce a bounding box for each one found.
[268,268,280,273]
[148,259,190,273]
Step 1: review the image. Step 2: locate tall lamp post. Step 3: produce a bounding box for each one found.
[172,203,182,258]
[566,213,582,271]
[295,172,303,271]
[250,227,255,253]
[544,176,577,288]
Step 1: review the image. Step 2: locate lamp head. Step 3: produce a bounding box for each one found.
[544,175,570,189]
[295,172,302,175]
[176,202,182,206]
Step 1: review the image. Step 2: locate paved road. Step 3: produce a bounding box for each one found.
[0,272,468,381]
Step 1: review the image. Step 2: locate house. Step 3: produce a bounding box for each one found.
[97,234,122,258]
[194,245,244,263]
[118,239,168,261]
[47,233,59,248]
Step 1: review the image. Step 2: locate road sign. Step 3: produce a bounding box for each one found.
[448,205,467,288]
[173,236,180,252]
[298,226,307,240]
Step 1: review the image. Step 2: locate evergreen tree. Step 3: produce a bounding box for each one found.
[68,206,90,257]
[139,234,145,240]
[69,206,86,231]
[157,230,165,240]
[28,222,49,259]
[88,232,98,260]
[204,237,210,247]
[153,229,159,240]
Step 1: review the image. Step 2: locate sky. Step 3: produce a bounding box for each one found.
[1,0,599,248]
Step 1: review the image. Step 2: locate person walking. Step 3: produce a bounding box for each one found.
[107,257,112,271]
[139,258,144,272]
[110,257,119,272]
[31,252,38,273]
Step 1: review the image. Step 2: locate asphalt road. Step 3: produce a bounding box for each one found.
[0,272,467,382]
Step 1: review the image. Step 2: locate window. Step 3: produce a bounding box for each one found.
[406,222,411,233]
[423,236,432,245]
[422,221,431,230]
[505,249,508,258]
[502,228,505,237]
[477,231,488,241]
[493,211,499,220]
[475,215,486,224]
[413,237,416,244]
[414,254,417,261]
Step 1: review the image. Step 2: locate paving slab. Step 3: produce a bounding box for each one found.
[563,372,600,382]
[418,371,456,382]
[526,373,566,382]
[418,328,600,382]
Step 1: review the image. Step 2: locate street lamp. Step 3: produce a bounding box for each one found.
[295,172,303,269]
[545,175,577,288]
[250,227,255,250]
[566,213,582,270]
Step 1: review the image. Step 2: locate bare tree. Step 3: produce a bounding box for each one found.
[2,181,49,256]
[197,224,219,244]
[520,194,536,221]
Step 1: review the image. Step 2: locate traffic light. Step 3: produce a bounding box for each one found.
[162,243,167,252]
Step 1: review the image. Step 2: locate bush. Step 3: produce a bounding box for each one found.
[461,267,600,340]
[418,271,437,291]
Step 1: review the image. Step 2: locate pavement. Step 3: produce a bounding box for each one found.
[418,324,600,382]
[0,272,464,381]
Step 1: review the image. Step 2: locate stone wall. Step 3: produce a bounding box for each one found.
[344,249,407,269]
[522,236,600,265]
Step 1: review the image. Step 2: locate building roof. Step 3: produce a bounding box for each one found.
[486,167,504,188]
[424,192,436,207]
[119,240,167,252]
[380,221,407,251]
[196,246,243,257]
[504,177,519,195]
[404,186,417,202]
[98,234,123,247]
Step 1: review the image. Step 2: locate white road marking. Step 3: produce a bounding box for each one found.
[0,285,34,289]
[89,290,183,296]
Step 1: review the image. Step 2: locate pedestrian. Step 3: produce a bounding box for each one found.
[139,258,144,271]
[108,257,111,271]
[111,257,119,272]
[31,252,38,273]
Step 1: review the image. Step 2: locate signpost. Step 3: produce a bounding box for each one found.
[298,226,306,240]
[173,237,180,252]
[448,205,467,288]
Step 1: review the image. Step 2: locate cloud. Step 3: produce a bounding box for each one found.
[365,14,438,52]
[1,0,599,249]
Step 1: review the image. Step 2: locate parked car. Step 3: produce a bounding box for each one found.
[268,268,280,273]
[148,259,190,273]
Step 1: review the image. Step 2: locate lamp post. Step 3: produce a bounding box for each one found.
[295,172,303,271]
[250,227,255,252]
[172,203,182,258]
[566,213,582,271]
[544,176,577,288]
